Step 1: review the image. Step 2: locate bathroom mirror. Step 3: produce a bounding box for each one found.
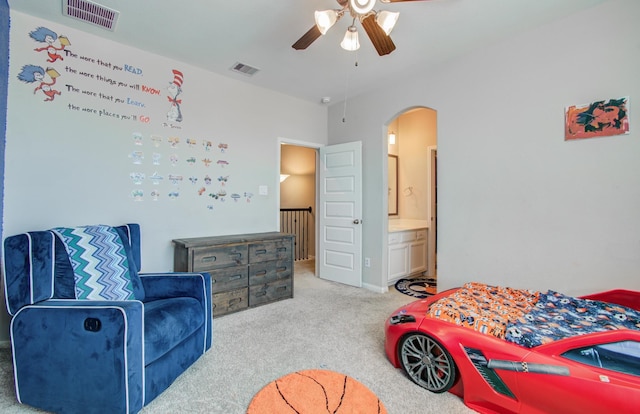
[388,154,398,216]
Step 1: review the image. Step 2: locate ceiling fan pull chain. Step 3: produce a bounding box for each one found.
[342,83,349,123]
[342,49,361,122]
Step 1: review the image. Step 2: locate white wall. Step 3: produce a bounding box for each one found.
[1,11,327,340]
[329,0,640,295]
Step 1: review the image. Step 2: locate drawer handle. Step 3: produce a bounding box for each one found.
[255,249,267,255]
[276,267,288,273]
[254,270,267,277]
[229,298,242,306]
[255,291,267,297]
[230,274,242,281]
[276,286,288,292]
[277,247,287,252]
[201,256,217,263]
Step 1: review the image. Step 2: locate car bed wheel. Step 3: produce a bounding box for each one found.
[399,333,456,393]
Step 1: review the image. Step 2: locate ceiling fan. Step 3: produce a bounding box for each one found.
[292,0,432,56]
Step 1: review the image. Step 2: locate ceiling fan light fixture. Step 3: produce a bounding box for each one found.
[340,25,360,51]
[349,0,376,15]
[314,10,338,35]
[376,11,399,35]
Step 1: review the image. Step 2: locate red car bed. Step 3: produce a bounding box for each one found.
[384,282,640,413]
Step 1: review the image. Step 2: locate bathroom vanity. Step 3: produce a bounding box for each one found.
[388,220,429,285]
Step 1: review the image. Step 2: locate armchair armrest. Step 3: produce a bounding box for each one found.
[139,272,212,349]
[139,272,211,301]
[10,299,144,413]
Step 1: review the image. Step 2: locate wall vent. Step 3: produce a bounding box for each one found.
[230,62,260,77]
[63,0,120,31]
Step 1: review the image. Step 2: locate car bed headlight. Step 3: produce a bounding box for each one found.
[390,314,416,325]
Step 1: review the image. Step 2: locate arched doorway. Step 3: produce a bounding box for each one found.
[386,107,437,285]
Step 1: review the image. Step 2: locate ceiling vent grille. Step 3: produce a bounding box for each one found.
[63,0,120,31]
[230,62,260,77]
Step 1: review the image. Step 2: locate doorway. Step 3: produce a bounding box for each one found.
[279,143,317,272]
[279,140,364,287]
[387,107,438,282]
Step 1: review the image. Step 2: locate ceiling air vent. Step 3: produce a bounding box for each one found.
[63,0,120,31]
[230,62,260,77]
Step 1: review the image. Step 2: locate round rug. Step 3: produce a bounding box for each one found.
[394,278,438,298]
[247,369,387,414]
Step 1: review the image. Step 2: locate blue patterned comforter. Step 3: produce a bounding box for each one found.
[505,290,640,348]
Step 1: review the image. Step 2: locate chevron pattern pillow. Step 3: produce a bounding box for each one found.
[53,225,135,300]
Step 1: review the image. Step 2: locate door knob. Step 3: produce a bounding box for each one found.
[353,219,361,224]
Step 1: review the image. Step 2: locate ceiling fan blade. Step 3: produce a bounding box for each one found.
[292,25,322,50]
[361,14,396,56]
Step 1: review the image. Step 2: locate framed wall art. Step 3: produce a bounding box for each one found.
[565,96,630,141]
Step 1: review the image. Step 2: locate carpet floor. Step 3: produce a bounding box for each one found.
[0,260,473,413]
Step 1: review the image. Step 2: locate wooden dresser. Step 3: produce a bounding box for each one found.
[172,232,294,317]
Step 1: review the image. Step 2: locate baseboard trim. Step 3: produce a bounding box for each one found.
[362,282,388,293]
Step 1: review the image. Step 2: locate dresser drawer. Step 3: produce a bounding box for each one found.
[248,260,292,286]
[249,240,292,263]
[212,287,248,317]
[211,265,248,293]
[191,244,248,271]
[249,279,292,307]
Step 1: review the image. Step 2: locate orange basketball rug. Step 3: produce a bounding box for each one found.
[246,369,388,414]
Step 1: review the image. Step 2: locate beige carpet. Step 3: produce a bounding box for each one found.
[0,260,473,413]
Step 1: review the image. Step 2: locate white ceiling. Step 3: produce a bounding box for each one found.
[8,0,608,105]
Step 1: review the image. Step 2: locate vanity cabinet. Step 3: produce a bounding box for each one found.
[388,229,427,284]
[173,232,294,317]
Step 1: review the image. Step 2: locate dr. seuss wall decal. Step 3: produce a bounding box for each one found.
[18,64,62,101]
[165,69,184,128]
[31,26,69,63]
[18,27,67,102]
[18,24,154,123]
[565,97,630,141]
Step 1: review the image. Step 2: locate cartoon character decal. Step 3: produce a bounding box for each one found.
[18,65,61,101]
[167,69,184,123]
[30,27,69,63]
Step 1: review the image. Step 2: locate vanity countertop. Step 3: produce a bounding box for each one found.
[388,219,429,232]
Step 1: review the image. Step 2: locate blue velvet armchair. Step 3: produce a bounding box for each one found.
[2,224,212,414]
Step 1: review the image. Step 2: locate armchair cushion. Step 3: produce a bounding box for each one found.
[144,297,204,365]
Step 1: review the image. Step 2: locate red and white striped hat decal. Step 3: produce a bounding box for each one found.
[172,69,184,87]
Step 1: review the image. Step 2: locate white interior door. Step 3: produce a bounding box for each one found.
[318,141,362,287]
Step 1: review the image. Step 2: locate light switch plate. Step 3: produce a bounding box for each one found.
[258,185,268,195]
